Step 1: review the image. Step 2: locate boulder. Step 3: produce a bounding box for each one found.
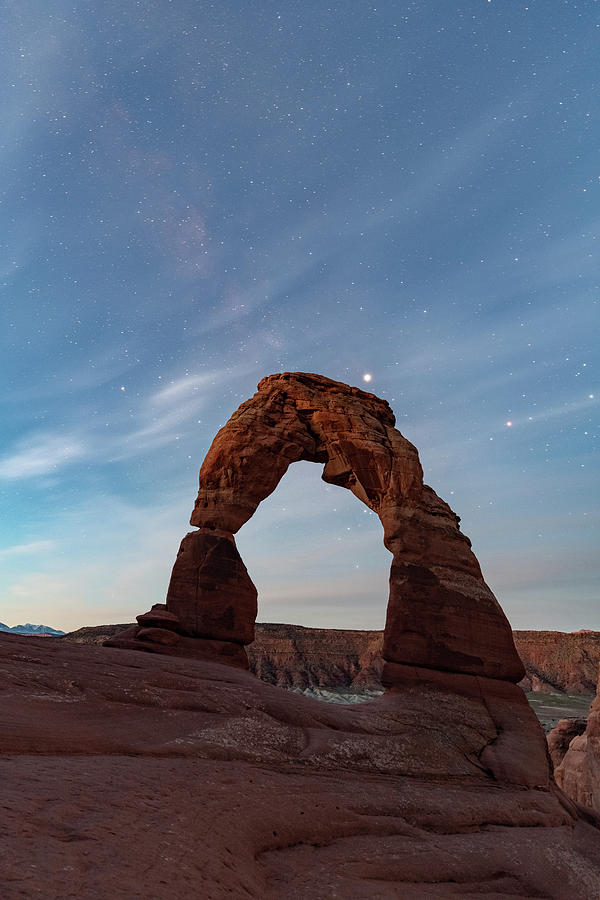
[136,604,180,631]
[555,665,600,812]
[547,717,588,769]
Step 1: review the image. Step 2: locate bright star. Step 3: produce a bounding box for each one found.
[363,373,372,383]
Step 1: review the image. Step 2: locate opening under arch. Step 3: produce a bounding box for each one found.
[234,460,391,631]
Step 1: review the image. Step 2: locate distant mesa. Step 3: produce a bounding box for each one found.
[107,371,524,685]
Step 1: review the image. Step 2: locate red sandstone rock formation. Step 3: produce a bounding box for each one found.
[547,718,588,769]
[556,666,600,813]
[108,372,524,684]
[3,632,600,898]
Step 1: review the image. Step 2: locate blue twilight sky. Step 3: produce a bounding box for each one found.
[1,0,598,633]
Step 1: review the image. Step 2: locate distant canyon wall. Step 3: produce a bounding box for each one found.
[249,625,600,695]
[247,623,385,692]
[66,623,600,695]
[513,630,600,695]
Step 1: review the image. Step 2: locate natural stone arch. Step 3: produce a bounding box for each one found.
[110,373,524,685]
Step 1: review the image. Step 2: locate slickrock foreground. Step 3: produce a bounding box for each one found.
[2,632,600,899]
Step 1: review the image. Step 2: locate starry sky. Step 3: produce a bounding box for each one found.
[1,1,598,634]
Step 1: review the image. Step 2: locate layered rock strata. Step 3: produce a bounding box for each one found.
[107,372,524,686]
[247,623,384,692]
[513,630,600,694]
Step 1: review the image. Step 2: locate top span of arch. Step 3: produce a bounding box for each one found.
[191,371,425,537]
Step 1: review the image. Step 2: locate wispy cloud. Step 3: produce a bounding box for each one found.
[506,395,598,428]
[0,433,87,480]
[194,89,547,342]
[1,10,81,164]
[112,364,257,459]
[0,365,257,479]
[152,373,219,405]
[0,539,56,559]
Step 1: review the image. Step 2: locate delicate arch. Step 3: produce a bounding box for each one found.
[111,373,524,684]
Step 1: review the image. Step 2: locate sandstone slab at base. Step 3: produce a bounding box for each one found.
[135,603,181,631]
[104,627,249,668]
[381,661,550,788]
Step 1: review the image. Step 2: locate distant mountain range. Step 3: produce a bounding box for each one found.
[0,622,65,636]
